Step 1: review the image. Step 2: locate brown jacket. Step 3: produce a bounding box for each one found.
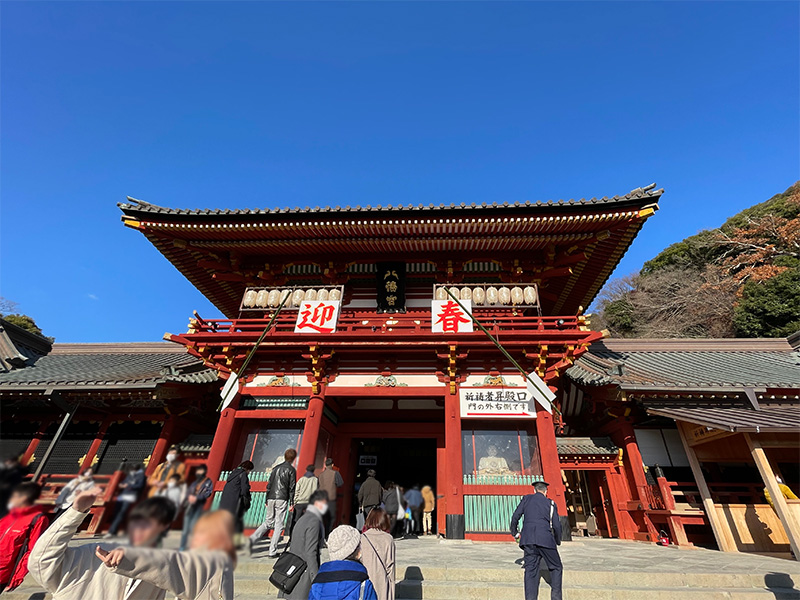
[147,461,187,497]
[421,486,435,512]
[360,529,396,600]
[28,507,167,600]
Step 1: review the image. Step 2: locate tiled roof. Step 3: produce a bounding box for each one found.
[0,342,218,390]
[118,185,663,218]
[556,436,618,455]
[0,319,52,371]
[566,338,800,390]
[177,434,214,453]
[647,404,800,433]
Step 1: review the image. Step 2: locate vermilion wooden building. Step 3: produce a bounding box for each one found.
[117,185,663,539]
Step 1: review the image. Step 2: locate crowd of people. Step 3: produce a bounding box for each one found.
[0,448,436,600]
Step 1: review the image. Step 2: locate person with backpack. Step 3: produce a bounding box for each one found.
[510,481,563,600]
[308,525,378,600]
[0,482,48,593]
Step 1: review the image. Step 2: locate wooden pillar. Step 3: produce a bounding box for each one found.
[206,408,237,482]
[443,388,465,538]
[620,422,649,505]
[80,419,111,472]
[745,433,800,560]
[535,403,567,514]
[147,416,175,476]
[298,395,325,472]
[677,421,736,552]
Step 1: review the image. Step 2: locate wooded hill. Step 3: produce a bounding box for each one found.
[594,182,800,339]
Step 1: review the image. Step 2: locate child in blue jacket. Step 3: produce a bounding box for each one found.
[309,525,378,600]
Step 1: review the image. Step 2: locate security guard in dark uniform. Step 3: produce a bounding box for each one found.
[510,481,563,600]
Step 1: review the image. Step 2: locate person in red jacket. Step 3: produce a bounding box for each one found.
[0,482,48,592]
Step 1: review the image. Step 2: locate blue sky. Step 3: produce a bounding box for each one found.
[2,1,797,343]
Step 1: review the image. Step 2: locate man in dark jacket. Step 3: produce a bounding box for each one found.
[357,470,383,517]
[107,463,146,536]
[250,448,297,557]
[282,490,328,600]
[510,481,563,600]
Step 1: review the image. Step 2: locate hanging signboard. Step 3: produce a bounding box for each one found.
[295,300,341,334]
[376,262,406,313]
[432,299,473,333]
[459,388,537,419]
[526,370,556,414]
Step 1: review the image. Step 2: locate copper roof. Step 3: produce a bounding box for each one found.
[118,185,662,317]
[647,404,800,433]
[566,338,800,390]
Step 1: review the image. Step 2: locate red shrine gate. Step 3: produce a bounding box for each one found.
[119,184,662,539]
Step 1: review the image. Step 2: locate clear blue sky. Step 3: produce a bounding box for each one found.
[2,1,797,343]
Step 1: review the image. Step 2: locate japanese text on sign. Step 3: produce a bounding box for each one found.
[431,299,473,333]
[459,388,536,419]
[294,300,341,334]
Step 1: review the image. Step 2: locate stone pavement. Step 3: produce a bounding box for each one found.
[9,532,800,599]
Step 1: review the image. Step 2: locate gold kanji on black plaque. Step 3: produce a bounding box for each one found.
[376,262,406,313]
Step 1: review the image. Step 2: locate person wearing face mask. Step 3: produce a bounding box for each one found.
[0,482,48,593]
[106,463,147,538]
[54,468,96,518]
[180,464,214,551]
[95,510,236,600]
[148,446,186,498]
[281,490,329,600]
[308,525,378,600]
[28,488,175,599]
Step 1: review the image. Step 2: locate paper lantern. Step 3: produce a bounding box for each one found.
[304,289,318,301]
[460,287,472,301]
[317,288,329,301]
[524,286,538,305]
[435,287,447,300]
[243,290,257,307]
[511,287,524,305]
[280,289,291,304]
[472,287,486,305]
[499,287,511,305]
[268,289,281,307]
[449,286,460,300]
[292,289,305,307]
[486,287,499,305]
[255,290,269,308]
[329,288,342,301]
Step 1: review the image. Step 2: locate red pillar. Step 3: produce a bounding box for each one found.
[147,416,175,476]
[535,404,567,514]
[206,408,237,482]
[21,419,54,467]
[81,419,110,472]
[443,388,465,538]
[620,422,649,504]
[297,395,324,472]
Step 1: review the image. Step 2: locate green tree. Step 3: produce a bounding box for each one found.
[733,260,800,338]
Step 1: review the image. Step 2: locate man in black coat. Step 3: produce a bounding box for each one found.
[510,481,563,600]
[219,461,253,535]
[250,448,297,557]
[356,469,382,517]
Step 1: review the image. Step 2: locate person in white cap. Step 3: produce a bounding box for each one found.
[308,525,378,600]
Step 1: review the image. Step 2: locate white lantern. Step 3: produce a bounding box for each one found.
[317,288,329,301]
[255,290,269,308]
[524,286,538,305]
[243,290,257,307]
[304,288,317,301]
[511,287,524,305]
[435,287,447,301]
[460,287,472,301]
[292,289,305,307]
[268,289,281,307]
[329,288,342,301]
[473,287,486,305]
[449,286,460,300]
[280,289,292,304]
[499,286,511,305]
[486,287,499,305]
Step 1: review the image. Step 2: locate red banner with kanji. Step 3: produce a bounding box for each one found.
[431,299,473,333]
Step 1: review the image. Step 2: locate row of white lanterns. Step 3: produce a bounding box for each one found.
[434,284,539,306]
[242,287,343,309]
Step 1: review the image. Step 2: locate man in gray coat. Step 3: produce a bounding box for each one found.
[282,489,328,600]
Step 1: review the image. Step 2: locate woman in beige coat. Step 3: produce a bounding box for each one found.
[360,508,396,600]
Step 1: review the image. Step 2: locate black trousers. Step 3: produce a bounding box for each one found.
[523,544,562,600]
